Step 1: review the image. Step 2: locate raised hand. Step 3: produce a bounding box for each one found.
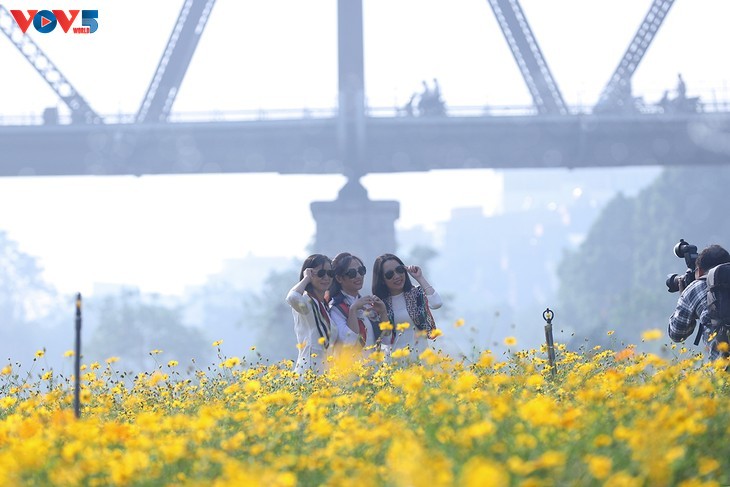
[406,265,422,279]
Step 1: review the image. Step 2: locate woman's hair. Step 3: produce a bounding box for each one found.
[299,254,331,295]
[329,252,364,297]
[372,253,413,300]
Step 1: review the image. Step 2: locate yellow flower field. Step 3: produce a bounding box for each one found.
[0,337,728,486]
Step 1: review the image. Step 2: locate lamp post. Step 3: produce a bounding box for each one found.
[543,308,557,378]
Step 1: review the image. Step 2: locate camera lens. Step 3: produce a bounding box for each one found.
[666,273,680,293]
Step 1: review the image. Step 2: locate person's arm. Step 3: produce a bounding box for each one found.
[406,265,442,309]
[668,281,704,342]
[285,269,313,314]
[330,304,360,346]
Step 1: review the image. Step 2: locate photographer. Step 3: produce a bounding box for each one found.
[668,244,730,360]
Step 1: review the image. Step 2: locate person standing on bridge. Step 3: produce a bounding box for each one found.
[372,253,442,356]
[328,252,388,355]
[285,254,337,376]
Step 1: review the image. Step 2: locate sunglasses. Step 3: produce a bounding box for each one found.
[384,265,406,280]
[343,266,367,279]
[315,269,334,278]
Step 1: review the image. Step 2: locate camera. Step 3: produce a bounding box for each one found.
[666,239,698,293]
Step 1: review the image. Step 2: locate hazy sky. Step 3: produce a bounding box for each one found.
[0,0,728,296]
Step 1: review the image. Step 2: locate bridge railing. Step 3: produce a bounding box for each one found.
[1,99,729,126]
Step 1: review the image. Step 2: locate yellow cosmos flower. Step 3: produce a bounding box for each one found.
[150,349,163,355]
[460,457,509,487]
[717,342,730,353]
[1,365,11,375]
[0,397,17,408]
[699,458,720,476]
[35,350,45,358]
[380,321,394,331]
[477,351,494,368]
[105,356,119,364]
[317,337,326,346]
[391,348,410,359]
[607,330,615,336]
[167,360,178,367]
[63,350,74,358]
[212,340,223,347]
[296,341,307,350]
[641,329,662,341]
[430,328,443,338]
[395,322,410,331]
[250,346,256,351]
[585,455,612,479]
[244,380,261,393]
[504,336,517,346]
[454,318,465,328]
[221,357,240,368]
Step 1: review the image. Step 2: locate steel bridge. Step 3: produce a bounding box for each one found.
[0,0,728,179]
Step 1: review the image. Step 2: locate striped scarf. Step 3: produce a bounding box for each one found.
[306,292,331,349]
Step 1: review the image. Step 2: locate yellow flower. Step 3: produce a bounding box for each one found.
[454,318,465,328]
[250,346,256,351]
[296,341,307,350]
[380,321,394,331]
[105,356,119,364]
[641,329,662,341]
[607,330,615,336]
[477,351,494,368]
[430,328,443,338]
[585,455,612,480]
[150,349,163,355]
[504,336,517,346]
[698,458,720,476]
[63,350,74,358]
[391,348,410,359]
[167,360,178,367]
[460,457,509,487]
[212,340,223,347]
[0,397,17,408]
[35,350,45,358]
[221,357,240,368]
[395,322,410,331]
[318,337,326,346]
[244,380,261,393]
[1,365,11,375]
[717,342,730,353]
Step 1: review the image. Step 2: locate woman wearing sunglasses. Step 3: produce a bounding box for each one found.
[328,252,387,352]
[372,253,442,354]
[285,253,337,375]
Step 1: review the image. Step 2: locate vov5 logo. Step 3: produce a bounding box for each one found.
[10,10,98,34]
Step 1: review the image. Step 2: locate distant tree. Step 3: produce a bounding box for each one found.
[405,244,439,276]
[0,230,56,325]
[87,289,212,371]
[0,230,62,363]
[242,264,299,364]
[557,165,730,349]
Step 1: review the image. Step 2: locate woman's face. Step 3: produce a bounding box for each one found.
[382,258,406,295]
[337,259,365,296]
[310,262,333,296]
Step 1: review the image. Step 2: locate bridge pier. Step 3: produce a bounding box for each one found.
[310,178,399,271]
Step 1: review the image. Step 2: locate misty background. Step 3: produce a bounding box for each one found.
[1,0,729,372]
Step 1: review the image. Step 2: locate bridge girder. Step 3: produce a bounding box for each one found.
[0,115,728,177]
